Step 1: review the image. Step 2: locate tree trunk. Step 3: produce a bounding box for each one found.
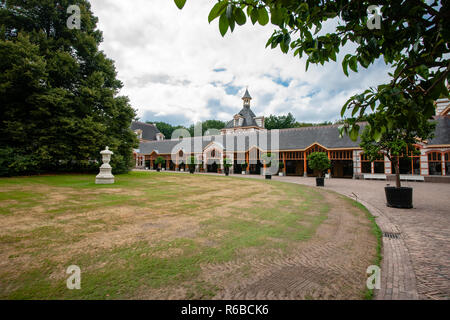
[393,158,401,188]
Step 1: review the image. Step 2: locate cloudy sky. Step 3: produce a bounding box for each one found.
[90,0,391,126]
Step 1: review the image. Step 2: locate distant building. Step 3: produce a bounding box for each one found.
[221,88,265,135]
[133,88,450,182]
[131,121,164,142]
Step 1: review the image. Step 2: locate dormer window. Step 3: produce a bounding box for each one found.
[156,133,164,141]
[135,129,143,139]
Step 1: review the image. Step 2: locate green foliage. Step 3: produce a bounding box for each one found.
[307,152,330,177]
[223,158,233,168]
[278,161,284,169]
[187,155,197,170]
[295,121,333,127]
[151,120,224,138]
[261,152,272,167]
[261,113,332,130]
[174,0,186,10]
[360,112,435,187]
[189,120,226,137]
[150,121,187,139]
[175,0,449,141]
[154,156,165,167]
[0,0,138,176]
[264,113,296,130]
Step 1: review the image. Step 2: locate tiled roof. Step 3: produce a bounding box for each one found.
[137,119,449,155]
[428,117,450,145]
[242,88,252,99]
[131,121,160,141]
[138,124,364,154]
[225,106,258,128]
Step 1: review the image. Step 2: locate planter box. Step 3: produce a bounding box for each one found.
[279,172,284,176]
[316,177,324,187]
[385,187,413,208]
[242,171,246,175]
[265,175,272,180]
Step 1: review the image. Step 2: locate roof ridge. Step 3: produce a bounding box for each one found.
[133,121,157,126]
[276,122,368,132]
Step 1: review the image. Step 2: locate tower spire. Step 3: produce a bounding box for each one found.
[242,87,252,107]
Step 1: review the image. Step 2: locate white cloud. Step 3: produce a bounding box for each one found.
[91,0,392,125]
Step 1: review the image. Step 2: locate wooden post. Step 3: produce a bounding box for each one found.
[327,151,331,174]
[246,152,249,172]
[303,154,307,176]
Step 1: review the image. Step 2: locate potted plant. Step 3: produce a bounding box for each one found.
[261,153,273,180]
[360,112,435,208]
[223,158,232,176]
[241,161,247,174]
[188,156,196,174]
[154,156,165,172]
[278,161,285,176]
[307,152,331,186]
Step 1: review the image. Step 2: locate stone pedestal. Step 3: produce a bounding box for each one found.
[96,146,115,184]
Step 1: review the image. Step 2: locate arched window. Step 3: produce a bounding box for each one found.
[211,149,216,158]
[178,150,183,157]
[428,152,442,175]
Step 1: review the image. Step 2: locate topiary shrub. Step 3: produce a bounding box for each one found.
[154,156,165,170]
[307,152,330,178]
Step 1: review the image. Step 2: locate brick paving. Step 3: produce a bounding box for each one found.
[255,175,450,300]
[136,170,450,299]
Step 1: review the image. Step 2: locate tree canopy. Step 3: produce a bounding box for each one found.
[188,120,226,136]
[149,121,187,139]
[0,0,138,176]
[360,112,435,187]
[264,113,296,130]
[175,0,449,142]
[307,152,331,177]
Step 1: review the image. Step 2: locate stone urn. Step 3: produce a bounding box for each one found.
[95,146,114,184]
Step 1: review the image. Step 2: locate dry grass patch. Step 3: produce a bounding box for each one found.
[0,172,377,299]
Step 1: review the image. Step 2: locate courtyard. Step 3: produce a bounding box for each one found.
[237,174,450,300]
[0,172,378,299]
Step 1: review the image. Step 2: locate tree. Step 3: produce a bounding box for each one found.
[223,157,233,175]
[0,0,138,176]
[188,120,226,136]
[294,121,333,127]
[360,112,435,188]
[264,113,296,130]
[174,0,449,141]
[154,156,165,169]
[151,121,187,139]
[307,152,331,178]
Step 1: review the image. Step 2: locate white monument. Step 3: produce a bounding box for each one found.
[95,146,114,184]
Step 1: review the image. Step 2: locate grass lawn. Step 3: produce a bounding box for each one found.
[0,171,376,299]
